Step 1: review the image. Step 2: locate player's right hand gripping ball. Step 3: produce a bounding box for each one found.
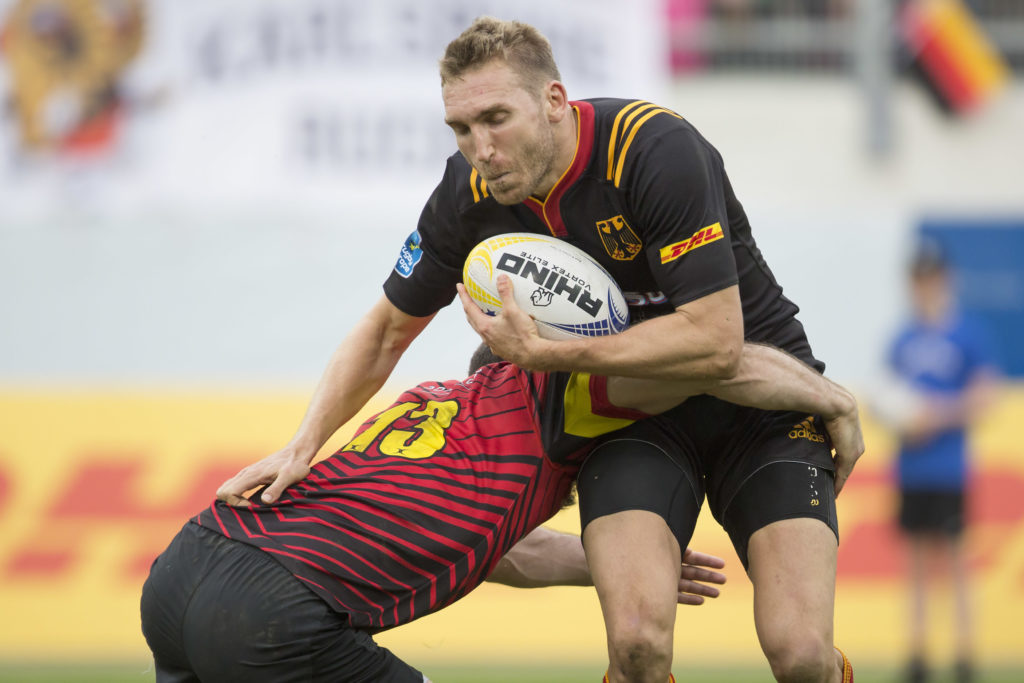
[463,233,629,340]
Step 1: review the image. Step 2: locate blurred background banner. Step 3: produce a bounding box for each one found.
[1,0,1024,678]
[2,393,1024,669]
[0,0,666,388]
[0,0,666,216]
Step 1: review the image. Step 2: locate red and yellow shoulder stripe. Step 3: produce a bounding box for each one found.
[606,101,682,188]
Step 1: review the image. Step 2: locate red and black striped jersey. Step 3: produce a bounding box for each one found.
[194,362,643,630]
[385,97,822,372]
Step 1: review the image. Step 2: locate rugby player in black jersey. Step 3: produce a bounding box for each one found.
[217,16,864,683]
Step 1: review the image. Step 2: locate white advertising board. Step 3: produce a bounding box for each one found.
[0,0,667,217]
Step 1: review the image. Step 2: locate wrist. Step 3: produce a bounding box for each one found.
[285,435,324,463]
[824,382,857,421]
[519,336,571,372]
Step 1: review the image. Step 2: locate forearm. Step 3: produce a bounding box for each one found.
[522,286,743,380]
[487,527,591,588]
[706,343,855,419]
[288,297,434,460]
[606,342,855,420]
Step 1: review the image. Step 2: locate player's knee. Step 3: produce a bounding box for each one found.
[608,638,671,682]
[762,632,834,683]
[606,620,673,681]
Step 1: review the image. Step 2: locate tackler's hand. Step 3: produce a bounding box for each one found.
[824,384,865,497]
[677,548,727,606]
[216,447,311,507]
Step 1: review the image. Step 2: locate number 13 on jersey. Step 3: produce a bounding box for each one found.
[343,400,460,460]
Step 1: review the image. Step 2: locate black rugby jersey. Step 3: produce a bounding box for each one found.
[194,362,645,630]
[385,98,822,371]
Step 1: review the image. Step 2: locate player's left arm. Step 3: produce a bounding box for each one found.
[606,342,854,419]
[488,527,727,606]
[603,341,865,495]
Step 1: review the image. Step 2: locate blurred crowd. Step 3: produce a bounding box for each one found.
[667,0,1024,72]
[707,0,851,19]
[698,0,1022,20]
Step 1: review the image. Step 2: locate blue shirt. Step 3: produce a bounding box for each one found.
[888,312,996,490]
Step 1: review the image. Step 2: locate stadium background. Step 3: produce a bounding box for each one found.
[1,0,1022,680]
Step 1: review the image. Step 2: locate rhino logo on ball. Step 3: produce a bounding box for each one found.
[530,288,553,307]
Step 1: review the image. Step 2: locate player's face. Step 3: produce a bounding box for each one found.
[442,60,558,205]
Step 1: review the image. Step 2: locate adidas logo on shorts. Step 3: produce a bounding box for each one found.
[788,416,825,443]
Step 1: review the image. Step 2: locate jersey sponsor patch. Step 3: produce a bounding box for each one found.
[659,223,724,264]
[394,231,424,278]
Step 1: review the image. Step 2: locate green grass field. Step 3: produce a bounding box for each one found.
[4,663,1024,682]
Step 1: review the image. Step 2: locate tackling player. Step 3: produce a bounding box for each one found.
[143,329,858,682]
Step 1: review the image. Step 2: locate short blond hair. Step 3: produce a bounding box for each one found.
[439,16,561,92]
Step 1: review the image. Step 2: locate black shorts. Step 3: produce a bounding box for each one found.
[899,489,966,536]
[577,396,838,567]
[722,461,839,569]
[140,522,424,683]
[577,434,704,551]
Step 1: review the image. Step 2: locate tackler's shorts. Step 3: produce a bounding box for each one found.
[577,395,839,569]
[141,522,425,683]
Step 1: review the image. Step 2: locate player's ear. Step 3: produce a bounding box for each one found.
[544,80,569,123]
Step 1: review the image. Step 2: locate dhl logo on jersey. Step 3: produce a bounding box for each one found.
[659,223,724,264]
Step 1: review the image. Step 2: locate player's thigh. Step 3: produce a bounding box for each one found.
[578,433,702,631]
[578,422,704,552]
[584,509,684,634]
[749,518,835,651]
[731,464,839,649]
[710,410,837,569]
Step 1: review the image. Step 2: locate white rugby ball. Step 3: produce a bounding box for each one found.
[463,233,630,340]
